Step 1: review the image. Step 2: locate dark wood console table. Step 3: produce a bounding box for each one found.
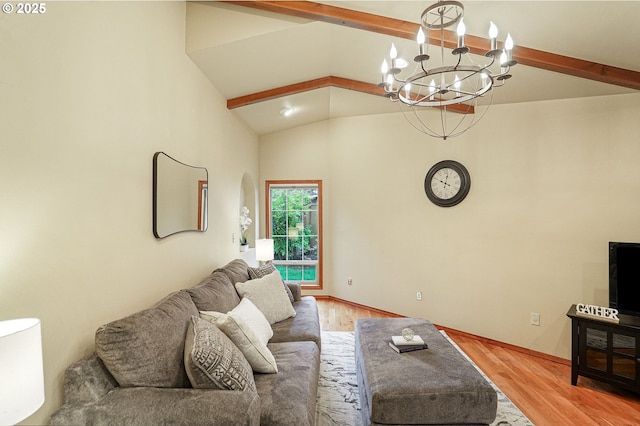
[567,304,640,392]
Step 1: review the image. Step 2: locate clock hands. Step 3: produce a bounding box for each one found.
[435,173,451,188]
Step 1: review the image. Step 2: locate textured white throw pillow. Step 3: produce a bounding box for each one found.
[200,298,277,373]
[235,270,296,325]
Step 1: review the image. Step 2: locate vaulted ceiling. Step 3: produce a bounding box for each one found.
[186,1,640,135]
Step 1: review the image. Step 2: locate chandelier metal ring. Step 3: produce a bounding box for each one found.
[421,0,464,30]
[398,66,494,108]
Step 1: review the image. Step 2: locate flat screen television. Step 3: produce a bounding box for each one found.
[609,241,640,317]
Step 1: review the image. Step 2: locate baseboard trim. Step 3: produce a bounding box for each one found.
[312,295,570,366]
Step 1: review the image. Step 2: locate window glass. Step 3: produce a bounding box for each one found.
[267,181,322,289]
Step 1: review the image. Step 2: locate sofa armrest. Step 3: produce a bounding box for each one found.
[62,354,118,404]
[286,282,302,301]
[50,387,261,426]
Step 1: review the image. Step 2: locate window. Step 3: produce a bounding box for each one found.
[266,180,322,289]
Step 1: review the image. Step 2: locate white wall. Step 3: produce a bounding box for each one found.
[0,2,258,423]
[260,92,640,360]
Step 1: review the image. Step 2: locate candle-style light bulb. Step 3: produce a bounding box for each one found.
[417,27,425,45]
[417,27,426,55]
[456,18,466,48]
[390,43,398,70]
[404,83,412,100]
[500,50,508,73]
[380,59,388,85]
[505,33,514,65]
[489,21,498,50]
[386,73,394,91]
[454,75,461,97]
[505,33,514,51]
[429,79,436,100]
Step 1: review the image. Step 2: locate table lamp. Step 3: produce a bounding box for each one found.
[0,318,45,425]
[255,238,274,264]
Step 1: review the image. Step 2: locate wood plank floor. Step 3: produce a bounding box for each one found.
[317,298,640,425]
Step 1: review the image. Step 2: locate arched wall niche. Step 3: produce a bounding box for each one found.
[240,173,258,248]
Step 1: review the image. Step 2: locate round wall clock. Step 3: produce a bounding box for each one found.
[424,160,471,207]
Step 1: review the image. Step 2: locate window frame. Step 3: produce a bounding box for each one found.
[265,180,323,290]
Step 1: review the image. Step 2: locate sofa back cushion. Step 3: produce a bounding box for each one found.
[215,259,251,285]
[187,271,240,313]
[95,290,198,388]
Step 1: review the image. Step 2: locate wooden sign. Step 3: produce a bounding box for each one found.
[575,303,620,323]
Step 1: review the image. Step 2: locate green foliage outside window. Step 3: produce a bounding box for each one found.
[271,188,318,260]
[270,187,319,283]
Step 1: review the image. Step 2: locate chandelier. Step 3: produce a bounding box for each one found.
[379,0,516,140]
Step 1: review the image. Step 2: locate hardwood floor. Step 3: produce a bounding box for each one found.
[317,298,640,426]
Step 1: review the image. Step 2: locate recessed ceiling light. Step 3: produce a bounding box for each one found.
[280,107,295,117]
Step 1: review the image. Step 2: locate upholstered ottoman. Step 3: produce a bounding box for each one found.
[355,318,497,425]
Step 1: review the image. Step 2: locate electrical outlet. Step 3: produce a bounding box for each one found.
[232,233,236,243]
[530,312,540,326]
[347,278,353,286]
[416,291,422,301]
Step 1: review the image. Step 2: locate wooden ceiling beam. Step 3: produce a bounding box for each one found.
[224,0,640,91]
[227,76,474,114]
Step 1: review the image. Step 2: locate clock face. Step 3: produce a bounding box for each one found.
[424,161,471,207]
[431,168,462,200]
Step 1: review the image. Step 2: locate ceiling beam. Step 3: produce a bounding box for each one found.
[227,76,474,114]
[224,0,640,91]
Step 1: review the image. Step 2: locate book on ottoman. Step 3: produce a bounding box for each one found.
[388,340,428,353]
[389,335,428,353]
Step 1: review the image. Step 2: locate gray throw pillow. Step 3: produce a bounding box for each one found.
[248,263,294,303]
[184,316,256,392]
[235,270,296,325]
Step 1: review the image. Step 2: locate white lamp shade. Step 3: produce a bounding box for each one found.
[0,318,45,424]
[255,239,274,262]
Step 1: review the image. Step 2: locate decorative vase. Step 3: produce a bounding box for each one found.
[240,244,249,252]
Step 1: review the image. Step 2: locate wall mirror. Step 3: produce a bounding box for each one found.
[153,152,208,239]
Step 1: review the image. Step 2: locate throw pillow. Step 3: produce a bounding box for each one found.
[235,270,296,325]
[184,316,256,392]
[200,298,278,373]
[248,263,295,303]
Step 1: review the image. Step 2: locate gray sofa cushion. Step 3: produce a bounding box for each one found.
[254,341,320,426]
[51,386,262,426]
[215,259,251,285]
[184,316,256,392]
[271,296,321,349]
[95,290,198,388]
[187,271,241,313]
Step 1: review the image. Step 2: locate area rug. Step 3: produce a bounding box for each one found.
[316,331,534,426]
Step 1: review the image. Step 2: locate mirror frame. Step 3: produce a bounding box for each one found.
[153,152,208,239]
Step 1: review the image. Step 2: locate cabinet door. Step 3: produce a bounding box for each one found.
[579,323,638,387]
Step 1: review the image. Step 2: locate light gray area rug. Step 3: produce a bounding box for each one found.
[316,331,534,426]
